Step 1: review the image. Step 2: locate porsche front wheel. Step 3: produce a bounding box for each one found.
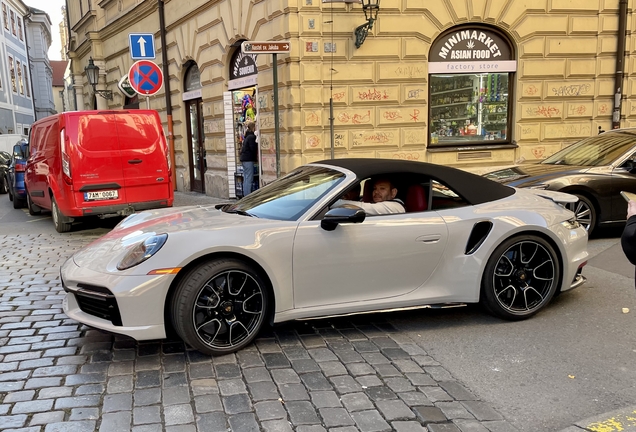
[481,235,561,320]
[171,259,269,355]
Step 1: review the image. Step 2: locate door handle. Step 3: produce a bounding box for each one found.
[128,159,143,164]
[416,235,441,243]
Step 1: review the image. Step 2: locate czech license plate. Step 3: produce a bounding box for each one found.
[84,190,118,201]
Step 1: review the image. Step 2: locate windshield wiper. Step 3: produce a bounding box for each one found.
[224,209,257,217]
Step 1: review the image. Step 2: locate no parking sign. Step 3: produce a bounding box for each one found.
[128,60,163,96]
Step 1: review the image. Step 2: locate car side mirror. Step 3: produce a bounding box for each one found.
[321,207,366,231]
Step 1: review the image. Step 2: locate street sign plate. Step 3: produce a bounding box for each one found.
[118,75,136,98]
[241,41,291,54]
[128,60,164,96]
[129,33,156,60]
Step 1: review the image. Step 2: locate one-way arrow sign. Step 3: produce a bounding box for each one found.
[129,33,156,60]
[241,41,291,54]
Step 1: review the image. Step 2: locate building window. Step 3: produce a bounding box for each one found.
[17,16,22,40]
[428,26,516,148]
[8,56,16,93]
[17,60,24,94]
[2,4,8,30]
[23,64,29,97]
[10,9,15,36]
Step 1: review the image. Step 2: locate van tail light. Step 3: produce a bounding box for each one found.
[60,129,72,185]
[14,161,26,172]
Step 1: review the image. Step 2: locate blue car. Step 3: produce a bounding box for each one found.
[5,140,28,209]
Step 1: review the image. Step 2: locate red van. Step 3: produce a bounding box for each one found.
[25,110,174,232]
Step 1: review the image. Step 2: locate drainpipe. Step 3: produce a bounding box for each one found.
[23,10,37,122]
[612,0,628,129]
[64,0,76,110]
[158,0,176,189]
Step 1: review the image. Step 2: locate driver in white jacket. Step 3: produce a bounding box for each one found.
[333,178,405,215]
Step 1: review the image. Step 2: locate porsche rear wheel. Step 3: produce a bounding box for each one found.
[171,259,269,355]
[566,194,596,235]
[481,235,561,320]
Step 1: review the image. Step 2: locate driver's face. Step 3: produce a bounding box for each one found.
[372,180,396,203]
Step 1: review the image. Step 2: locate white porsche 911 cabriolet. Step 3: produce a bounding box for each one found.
[61,159,589,355]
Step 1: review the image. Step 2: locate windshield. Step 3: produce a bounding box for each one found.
[542,133,636,166]
[224,165,345,220]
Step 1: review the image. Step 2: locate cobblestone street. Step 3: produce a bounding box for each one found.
[0,228,518,432]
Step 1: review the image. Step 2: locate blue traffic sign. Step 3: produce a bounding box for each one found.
[128,60,163,96]
[129,33,156,60]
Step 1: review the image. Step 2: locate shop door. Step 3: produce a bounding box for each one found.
[186,98,205,193]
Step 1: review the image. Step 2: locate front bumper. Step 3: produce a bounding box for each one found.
[552,222,589,293]
[61,258,175,340]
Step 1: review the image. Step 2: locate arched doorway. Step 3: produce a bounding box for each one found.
[184,62,205,193]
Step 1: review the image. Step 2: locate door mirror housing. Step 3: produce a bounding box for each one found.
[321,206,366,231]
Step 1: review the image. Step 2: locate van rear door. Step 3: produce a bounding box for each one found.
[115,112,172,204]
[67,113,128,207]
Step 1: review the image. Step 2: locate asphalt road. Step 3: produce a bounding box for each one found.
[392,229,636,432]
[1,193,635,432]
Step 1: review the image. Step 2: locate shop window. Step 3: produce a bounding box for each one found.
[430,73,510,144]
[2,4,8,30]
[428,26,516,148]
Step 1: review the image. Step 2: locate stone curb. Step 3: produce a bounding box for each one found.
[556,406,636,432]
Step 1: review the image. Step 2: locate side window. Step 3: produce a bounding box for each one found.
[430,180,468,210]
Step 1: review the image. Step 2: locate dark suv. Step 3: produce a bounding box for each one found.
[5,140,29,208]
[0,151,10,195]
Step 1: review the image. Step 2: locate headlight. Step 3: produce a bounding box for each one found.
[528,184,549,190]
[561,218,580,229]
[117,234,168,270]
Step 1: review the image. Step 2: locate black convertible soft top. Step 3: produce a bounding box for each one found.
[313,158,515,206]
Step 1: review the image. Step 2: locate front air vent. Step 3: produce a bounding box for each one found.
[465,221,493,255]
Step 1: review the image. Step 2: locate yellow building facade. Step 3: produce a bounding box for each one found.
[66,0,632,198]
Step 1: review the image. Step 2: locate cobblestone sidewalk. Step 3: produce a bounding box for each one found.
[0,232,519,432]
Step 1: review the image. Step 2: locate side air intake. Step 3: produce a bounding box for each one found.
[465,221,493,255]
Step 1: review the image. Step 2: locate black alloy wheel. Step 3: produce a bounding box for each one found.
[26,192,41,216]
[0,176,7,194]
[6,176,13,201]
[565,194,596,235]
[481,235,561,320]
[171,258,269,355]
[51,197,72,233]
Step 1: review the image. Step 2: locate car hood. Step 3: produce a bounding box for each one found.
[72,205,278,270]
[484,164,591,187]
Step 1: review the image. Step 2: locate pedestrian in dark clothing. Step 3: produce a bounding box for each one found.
[239,122,258,197]
[621,200,636,284]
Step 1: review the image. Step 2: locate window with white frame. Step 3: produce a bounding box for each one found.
[2,4,8,30]
[10,9,15,36]
[17,60,24,94]
[17,16,22,40]
[23,63,29,97]
[8,56,16,93]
